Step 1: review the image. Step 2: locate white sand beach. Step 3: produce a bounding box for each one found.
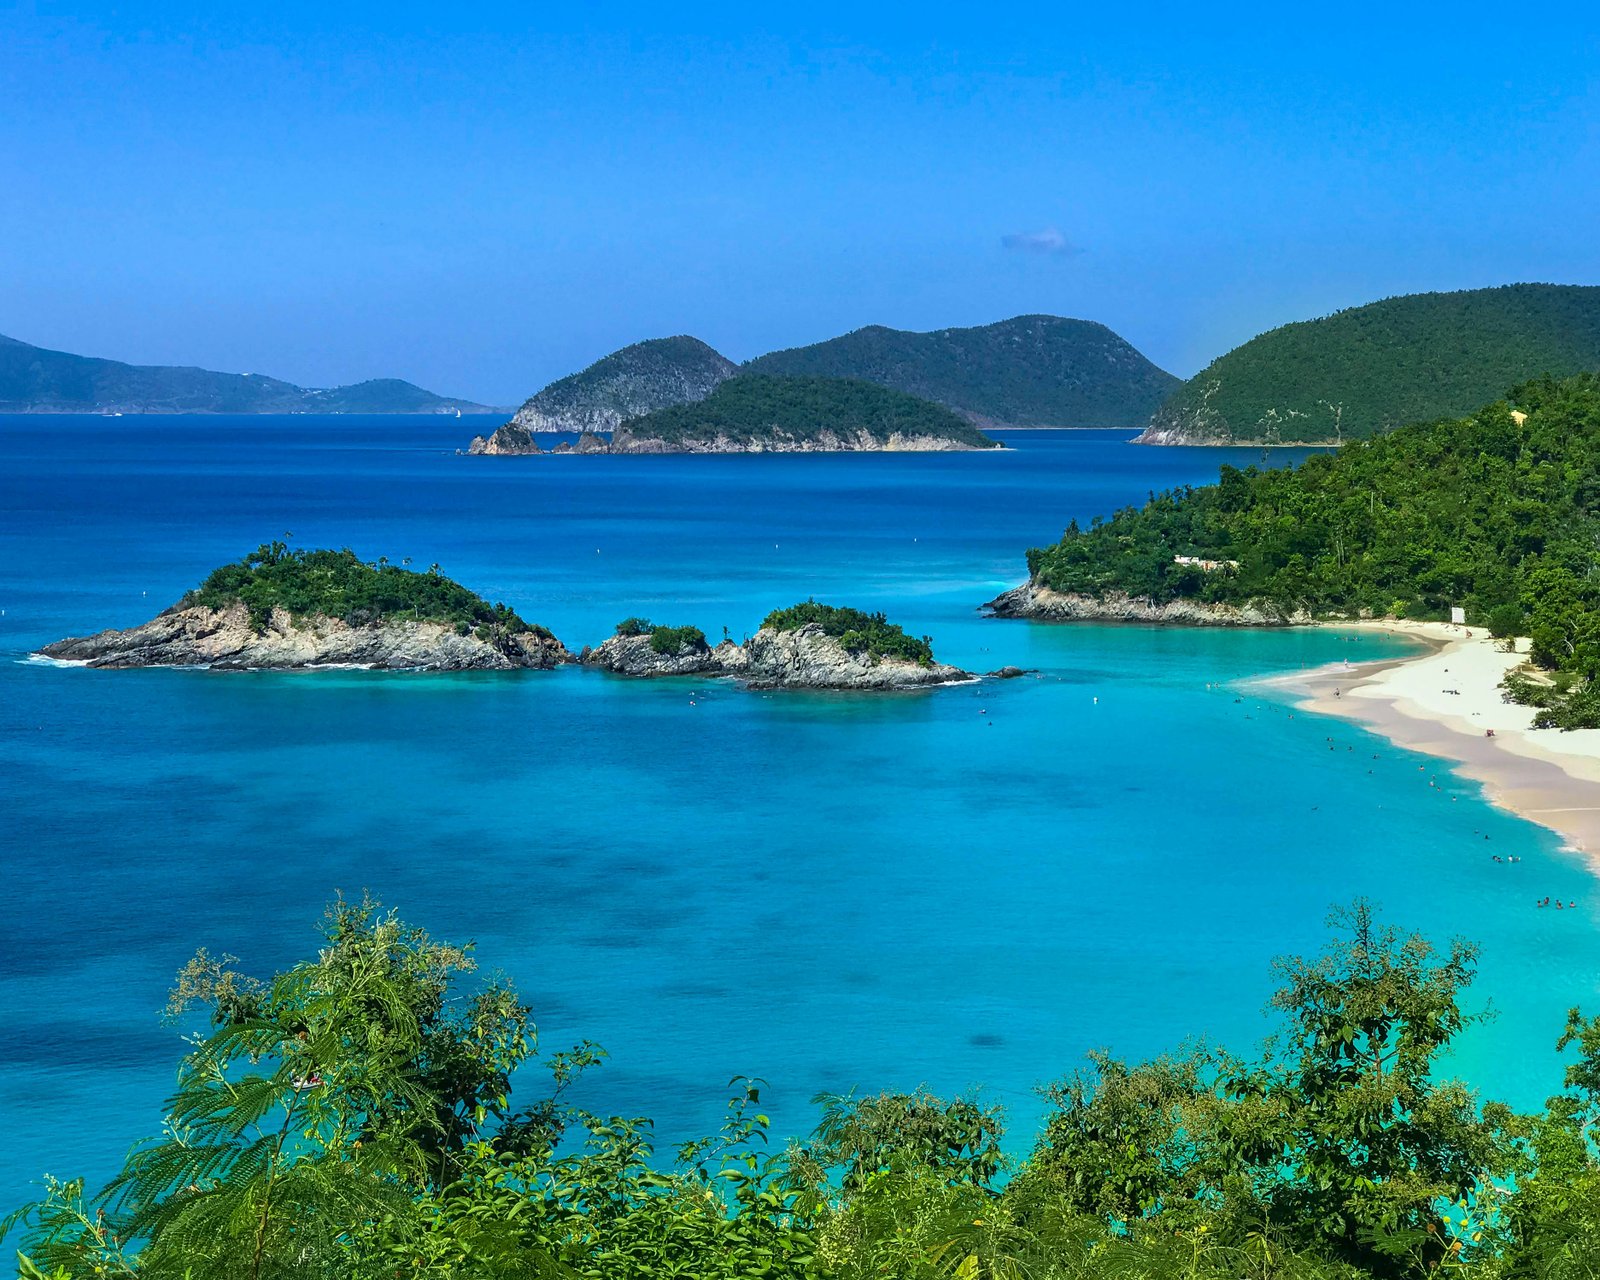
[1267,621,1600,856]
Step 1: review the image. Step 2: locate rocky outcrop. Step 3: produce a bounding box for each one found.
[584,623,971,689]
[740,623,969,688]
[583,632,748,678]
[467,423,540,455]
[1130,423,1219,446]
[552,432,611,454]
[983,581,1311,626]
[1130,422,1332,446]
[38,602,572,671]
[605,427,990,454]
[468,427,617,455]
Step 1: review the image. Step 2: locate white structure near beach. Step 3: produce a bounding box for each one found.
[1173,554,1240,571]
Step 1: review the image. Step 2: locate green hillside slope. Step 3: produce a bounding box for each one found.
[1138,284,1600,444]
[612,375,1000,450]
[744,315,1178,427]
[508,335,737,433]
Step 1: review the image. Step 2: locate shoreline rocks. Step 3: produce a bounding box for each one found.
[605,428,995,454]
[983,581,1312,626]
[37,602,573,671]
[466,423,540,455]
[43,601,987,690]
[468,427,997,455]
[582,632,748,678]
[584,622,972,690]
[740,623,969,688]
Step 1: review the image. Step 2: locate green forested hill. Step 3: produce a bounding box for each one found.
[0,333,493,414]
[1027,374,1600,720]
[1138,284,1600,444]
[189,543,540,634]
[743,315,1178,427]
[508,335,738,433]
[613,374,999,449]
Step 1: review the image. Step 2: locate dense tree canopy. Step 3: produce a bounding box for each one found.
[189,543,540,637]
[762,601,937,665]
[1029,375,1600,720]
[743,315,1178,428]
[1145,285,1600,443]
[614,617,709,654]
[616,375,999,448]
[10,900,1600,1278]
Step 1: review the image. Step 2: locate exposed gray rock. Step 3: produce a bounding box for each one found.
[467,423,541,455]
[584,632,748,678]
[984,581,1311,626]
[741,623,970,688]
[584,622,971,689]
[606,427,989,454]
[38,602,572,671]
[506,336,736,439]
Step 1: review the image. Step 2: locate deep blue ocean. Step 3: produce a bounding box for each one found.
[3,415,1597,1206]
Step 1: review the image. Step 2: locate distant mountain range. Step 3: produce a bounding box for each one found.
[485,315,1178,448]
[1136,284,1600,444]
[0,333,495,414]
[22,282,1600,439]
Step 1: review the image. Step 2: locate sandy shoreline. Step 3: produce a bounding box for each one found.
[1261,621,1600,858]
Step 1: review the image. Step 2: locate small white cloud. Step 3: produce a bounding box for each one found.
[1000,228,1079,256]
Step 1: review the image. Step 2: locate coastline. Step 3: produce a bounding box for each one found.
[1261,621,1600,857]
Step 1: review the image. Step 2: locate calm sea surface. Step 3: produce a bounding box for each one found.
[2,416,1596,1204]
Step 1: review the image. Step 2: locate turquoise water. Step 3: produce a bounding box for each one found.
[3,416,1597,1206]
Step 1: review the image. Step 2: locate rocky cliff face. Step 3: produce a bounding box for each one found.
[468,336,737,454]
[511,337,736,433]
[585,624,969,689]
[740,623,969,688]
[1129,423,1227,446]
[467,423,540,455]
[582,632,748,678]
[38,602,572,670]
[984,581,1311,626]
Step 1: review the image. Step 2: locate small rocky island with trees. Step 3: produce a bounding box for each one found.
[38,544,573,671]
[583,602,974,689]
[471,375,1000,455]
[40,550,984,689]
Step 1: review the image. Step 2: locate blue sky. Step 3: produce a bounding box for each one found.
[3,2,1597,404]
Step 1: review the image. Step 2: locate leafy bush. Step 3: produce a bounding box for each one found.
[614,618,707,654]
[647,625,706,655]
[16,899,1600,1278]
[187,543,545,638]
[1486,603,1526,639]
[762,601,935,665]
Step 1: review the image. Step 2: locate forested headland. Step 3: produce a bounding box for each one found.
[1020,374,1600,724]
[1138,285,1600,444]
